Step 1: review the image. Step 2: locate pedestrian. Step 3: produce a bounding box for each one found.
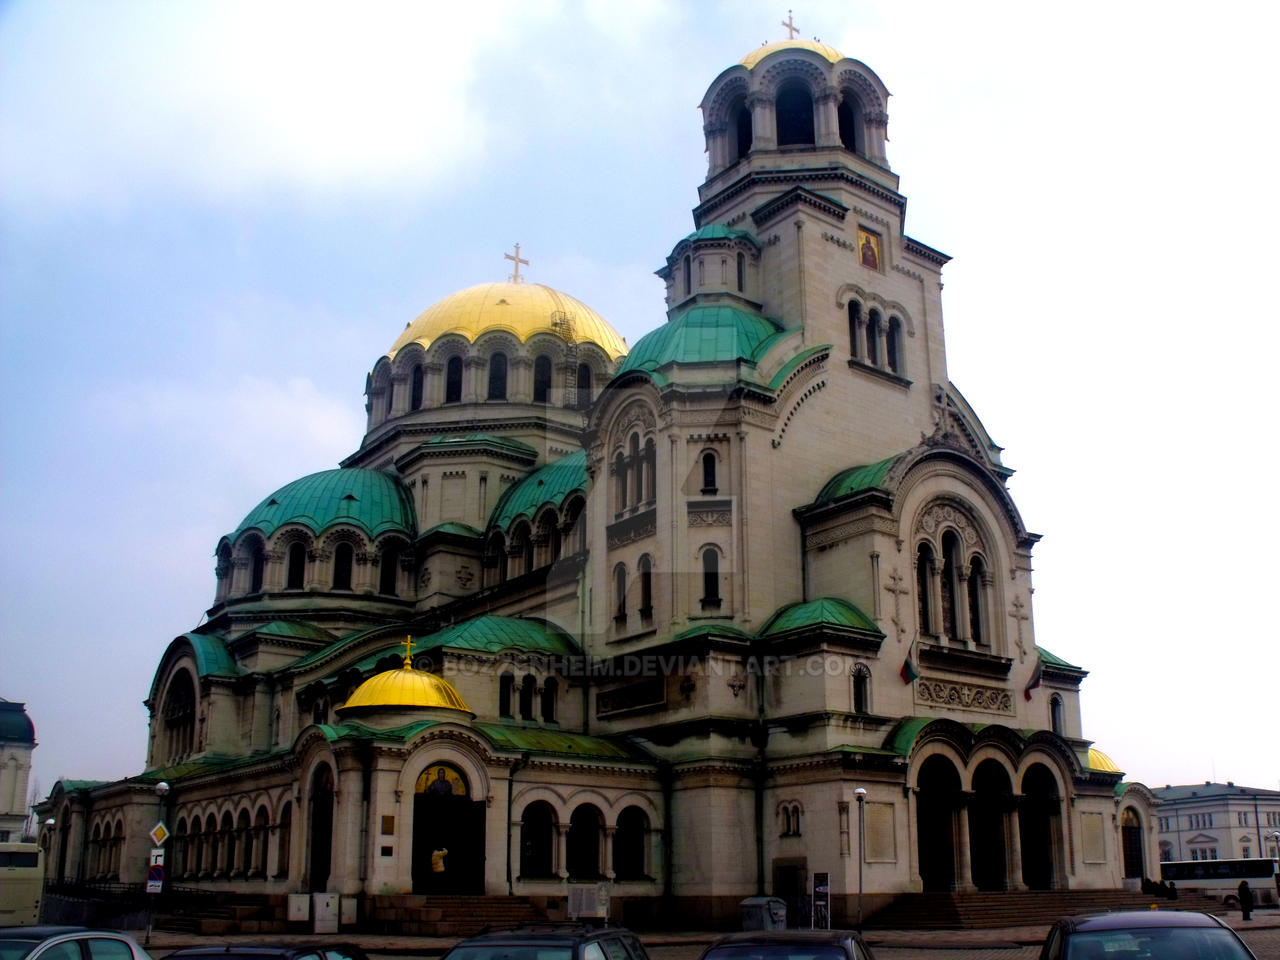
[1167,880,1177,900]
[1238,880,1254,921]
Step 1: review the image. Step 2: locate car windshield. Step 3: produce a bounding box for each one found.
[1066,927,1253,960]
[703,945,847,960]
[0,939,41,960]
[445,948,573,960]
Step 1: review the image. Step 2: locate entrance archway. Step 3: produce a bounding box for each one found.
[970,759,1012,891]
[307,764,334,892]
[1121,807,1144,879]
[1020,763,1060,890]
[412,762,485,894]
[916,755,962,891]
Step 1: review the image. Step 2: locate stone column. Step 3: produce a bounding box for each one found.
[928,558,944,641]
[556,822,570,879]
[510,355,533,403]
[750,93,775,150]
[815,90,840,146]
[875,323,889,370]
[704,120,728,174]
[464,356,486,404]
[955,569,973,648]
[851,313,864,360]
[604,825,616,880]
[331,756,365,895]
[389,373,409,416]
[425,362,444,406]
[955,794,975,891]
[1008,797,1026,890]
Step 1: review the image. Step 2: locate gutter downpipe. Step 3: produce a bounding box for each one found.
[660,760,674,906]
[506,752,530,894]
[753,651,768,895]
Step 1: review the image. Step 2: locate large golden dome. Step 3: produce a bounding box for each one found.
[388,282,628,360]
[339,659,471,713]
[739,39,845,70]
[1087,747,1121,773]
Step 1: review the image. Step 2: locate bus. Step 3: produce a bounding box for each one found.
[0,842,43,927]
[1160,858,1278,907]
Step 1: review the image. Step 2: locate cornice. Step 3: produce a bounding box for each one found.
[695,167,906,227]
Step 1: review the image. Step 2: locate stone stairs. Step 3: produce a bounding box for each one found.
[865,889,1226,929]
[367,895,546,935]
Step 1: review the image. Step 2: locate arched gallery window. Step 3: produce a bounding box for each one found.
[575,363,592,409]
[249,542,266,594]
[285,541,306,590]
[410,364,424,410]
[775,79,815,145]
[379,545,399,596]
[852,664,871,715]
[732,98,752,161]
[838,92,862,153]
[701,548,721,609]
[498,671,514,718]
[1050,694,1064,735]
[445,356,463,403]
[519,674,536,721]
[519,801,555,878]
[540,677,558,723]
[487,352,508,400]
[332,542,353,591]
[533,355,552,403]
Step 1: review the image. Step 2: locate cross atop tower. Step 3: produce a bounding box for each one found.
[402,635,415,668]
[505,243,529,283]
[781,10,800,40]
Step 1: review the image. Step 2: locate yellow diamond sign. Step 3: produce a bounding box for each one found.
[149,822,169,846]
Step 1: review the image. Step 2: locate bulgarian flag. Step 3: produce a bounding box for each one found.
[900,638,919,684]
[1023,656,1043,700]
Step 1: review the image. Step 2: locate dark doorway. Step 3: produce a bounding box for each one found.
[567,804,603,879]
[1121,808,1144,879]
[519,801,556,879]
[1020,763,1060,890]
[412,763,485,893]
[307,764,334,892]
[772,858,809,928]
[969,760,1012,891]
[917,755,961,891]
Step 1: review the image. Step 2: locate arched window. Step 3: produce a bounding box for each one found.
[940,531,961,640]
[614,451,628,511]
[563,497,586,555]
[410,364,424,410]
[630,433,642,506]
[220,811,235,877]
[332,542,353,591]
[1050,694,1064,735]
[249,542,266,594]
[968,556,986,645]
[519,801,556,878]
[567,805,604,880]
[519,674,536,720]
[775,79,815,146]
[541,676,558,722]
[683,255,692,296]
[644,438,657,501]
[498,672,514,718]
[736,251,746,292]
[887,317,902,374]
[445,356,463,403]
[701,548,721,609]
[533,355,552,403]
[285,541,306,590]
[575,362,592,409]
[866,309,881,366]
[253,806,269,875]
[613,806,649,881]
[732,100,753,161]
[638,554,653,619]
[235,808,251,875]
[487,352,508,400]
[848,300,861,359]
[384,379,395,419]
[275,802,291,878]
[379,544,399,596]
[916,542,935,636]
[614,563,627,621]
[162,669,196,761]
[852,664,871,715]
[838,93,862,154]
[702,452,717,494]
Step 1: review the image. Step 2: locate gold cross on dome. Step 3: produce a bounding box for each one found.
[402,635,414,668]
[781,10,800,39]
[505,243,529,283]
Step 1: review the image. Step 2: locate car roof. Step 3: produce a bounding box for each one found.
[0,928,93,938]
[453,925,634,945]
[708,931,862,945]
[1063,911,1227,932]
[166,947,365,957]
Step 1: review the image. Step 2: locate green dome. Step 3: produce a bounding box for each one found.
[231,468,415,541]
[618,304,786,375]
[759,596,882,637]
[681,224,761,248]
[489,451,587,532]
[0,700,35,745]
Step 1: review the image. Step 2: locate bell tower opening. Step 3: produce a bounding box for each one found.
[775,79,815,146]
[838,94,862,154]
[732,98,753,161]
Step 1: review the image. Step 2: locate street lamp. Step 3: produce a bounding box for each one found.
[854,787,867,932]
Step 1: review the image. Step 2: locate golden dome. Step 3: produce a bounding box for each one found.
[1088,747,1121,773]
[388,282,628,360]
[739,39,846,70]
[339,660,471,713]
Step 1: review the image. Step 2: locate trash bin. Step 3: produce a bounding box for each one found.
[739,896,787,930]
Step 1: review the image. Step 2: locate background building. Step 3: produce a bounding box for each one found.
[1154,782,1280,863]
[0,698,36,842]
[37,35,1157,926]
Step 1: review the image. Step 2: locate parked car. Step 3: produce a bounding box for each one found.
[1038,910,1257,959]
[441,923,651,960]
[697,930,877,960]
[165,946,369,960]
[0,926,153,960]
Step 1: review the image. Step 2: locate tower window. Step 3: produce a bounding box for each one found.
[379,545,399,596]
[775,79,815,146]
[410,365,424,410]
[853,664,870,715]
[734,103,753,160]
[614,563,627,622]
[519,674,536,720]
[701,548,721,609]
[702,452,717,494]
[887,317,902,374]
[575,362,593,409]
[285,542,306,590]
[533,355,552,403]
[1050,694,1064,735]
[488,352,508,400]
[249,543,265,594]
[499,671,514,718]
[916,542,934,636]
[866,309,881,366]
[736,251,745,292]
[332,542,353,591]
[848,301,861,359]
[540,676,558,723]
[683,255,692,296]
[838,94,863,154]
[385,380,395,419]
[445,356,462,403]
[638,554,653,619]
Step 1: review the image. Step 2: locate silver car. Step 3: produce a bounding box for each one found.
[0,926,153,960]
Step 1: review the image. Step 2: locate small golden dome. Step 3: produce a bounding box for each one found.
[1088,747,1121,773]
[739,39,846,70]
[339,661,471,713]
[388,282,628,360]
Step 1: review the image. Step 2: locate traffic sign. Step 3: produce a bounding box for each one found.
[146,863,164,894]
[149,822,169,846]
[150,847,165,866]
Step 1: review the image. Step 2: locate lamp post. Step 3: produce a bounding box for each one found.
[854,787,867,932]
[145,781,170,946]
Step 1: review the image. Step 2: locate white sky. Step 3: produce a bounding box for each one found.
[2,0,1277,804]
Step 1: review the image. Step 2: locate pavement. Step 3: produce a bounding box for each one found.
[140,908,1280,956]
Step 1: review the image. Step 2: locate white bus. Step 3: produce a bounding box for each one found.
[0,842,43,927]
[1160,857,1278,907]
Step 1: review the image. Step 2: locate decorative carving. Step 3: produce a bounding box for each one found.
[419,565,431,589]
[915,502,980,546]
[615,402,656,440]
[823,231,856,252]
[689,509,732,527]
[915,679,1013,715]
[885,568,910,644]
[455,564,475,589]
[606,510,656,549]
[772,380,827,448]
[1008,595,1030,662]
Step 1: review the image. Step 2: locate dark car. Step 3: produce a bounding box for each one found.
[441,923,650,960]
[697,930,876,960]
[164,946,368,960]
[1038,910,1257,960]
[0,926,153,960]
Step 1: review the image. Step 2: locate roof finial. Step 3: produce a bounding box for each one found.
[402,635,414,669]
[505,243,529,283]
[781,9,800,40]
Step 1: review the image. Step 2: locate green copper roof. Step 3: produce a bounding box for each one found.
[682,224,761,248]
[252,620,336,642]
[473,723,651,761]
[814,455,902,504]
[232,468,415,541]
[421,433,538,458]
[490,451,587,531]
[0,701,35,744]
[1036,647,1082,670]
[422,521,484,539]
[759,596,882,637]
[179,632,240,678]
[351,617,582,674]
[617,304,787,374]
[669,623,753,645]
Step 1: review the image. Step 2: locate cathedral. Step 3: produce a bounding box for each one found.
[38,34,1159,927]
